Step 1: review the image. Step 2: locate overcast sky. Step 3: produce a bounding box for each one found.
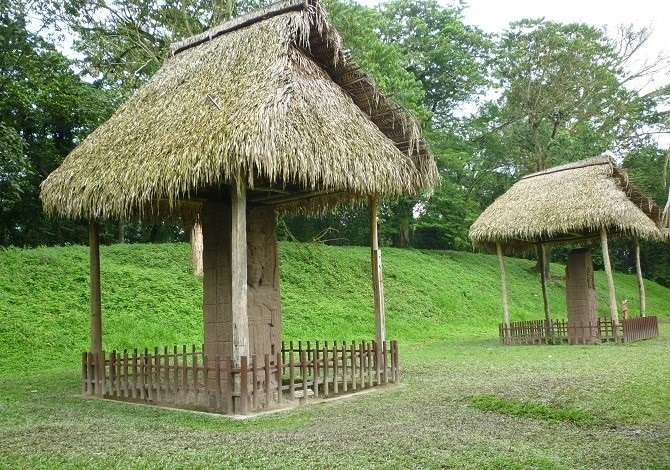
[356,0,670,94]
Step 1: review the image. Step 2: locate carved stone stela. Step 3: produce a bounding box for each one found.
[201,201,281,372]
[565,248,599,344]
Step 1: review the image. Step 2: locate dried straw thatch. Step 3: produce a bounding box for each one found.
[40,0,437,222]
[469,155,665,252]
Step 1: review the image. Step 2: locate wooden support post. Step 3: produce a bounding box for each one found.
[370,198,385,363]
[190,222,203,276]
[496,242,510,328]
[89,220,102,354]
[600,227,619,325]
[231,178,249,365]
[538,244,551,338]
[634,237,646,318]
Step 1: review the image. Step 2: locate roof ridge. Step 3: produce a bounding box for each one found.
[170,0,308,57]
[521,154,614,181]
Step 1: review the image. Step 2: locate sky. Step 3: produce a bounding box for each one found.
[357,0,670,94]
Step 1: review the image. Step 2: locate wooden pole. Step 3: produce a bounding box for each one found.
[496,242,510,327]
[190,222,203,277]
[231,178,249,365]
[600,227,619,325]
[89,220,102,354]
[539,244,551,339]
[370,198,385,350]
[634,237,646,318]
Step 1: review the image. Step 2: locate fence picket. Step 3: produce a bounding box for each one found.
[332,341,338,395]
[341,342,347,393]
[299,350,307,405]
[322,345,329,397]
[275,352,283,405]
[289,347,295,400]
[240,356,249,415]
[251,354,258,411]
[264,354,271,408]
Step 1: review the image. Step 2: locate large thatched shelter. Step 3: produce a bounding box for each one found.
[40,0,437,413]
[469,155,664,344]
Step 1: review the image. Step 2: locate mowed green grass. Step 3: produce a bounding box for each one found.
[1,242,669,468]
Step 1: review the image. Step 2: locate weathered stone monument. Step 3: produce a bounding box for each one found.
[565,248,599,344]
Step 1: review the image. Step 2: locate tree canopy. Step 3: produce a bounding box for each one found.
[4,0,670,284]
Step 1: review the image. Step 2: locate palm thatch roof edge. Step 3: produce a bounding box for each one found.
[40,0,437,222]
[469,154,665,253]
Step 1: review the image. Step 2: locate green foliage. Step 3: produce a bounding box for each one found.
[325,0,427,122]
[42,0,275,100]
[378,0,491,126]
[0,122,29,210]
[2,242,669,376]
[486,19,646,173]
[0,1,113,246]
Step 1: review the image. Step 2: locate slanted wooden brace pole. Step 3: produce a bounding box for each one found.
[600,226,619,325]
[370,197,385,351]
[231,178,249,365]
[634,237,646,318]
[496,242,510,327]
[89,220,102,354]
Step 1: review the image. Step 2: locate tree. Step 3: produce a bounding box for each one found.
[374,0,490,247]
[481,20,666,174]
[0,0,113,246]
[38,0,275,102]
[0,123,29,212]
[378,0,490,127]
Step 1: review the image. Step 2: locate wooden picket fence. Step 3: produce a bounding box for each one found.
[622,316,659,342]
[499,316,659,345]
[82,340,399,415]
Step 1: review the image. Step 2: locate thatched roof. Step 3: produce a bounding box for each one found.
[40,0,437,221]
[469,155,665,252]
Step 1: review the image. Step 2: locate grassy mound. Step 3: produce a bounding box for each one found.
[1,242,668,375]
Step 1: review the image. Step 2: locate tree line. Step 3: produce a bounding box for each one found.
[2,0,670,285]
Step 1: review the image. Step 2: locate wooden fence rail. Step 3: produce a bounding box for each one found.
[82,340,399,415]
[499,316,659,345]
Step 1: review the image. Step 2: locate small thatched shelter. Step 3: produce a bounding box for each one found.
[40,0,437,412]
[41,0,436,221]
[469,155,664,343]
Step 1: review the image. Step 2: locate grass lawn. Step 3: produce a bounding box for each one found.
[1,243,669,468]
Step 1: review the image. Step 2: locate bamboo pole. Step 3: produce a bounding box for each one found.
[89,220,102,354]
[539,244,551,339]
[600,227,619,325]
[370,197,385,352]
[497,242,510,327]
[634,237,646,318]
[231,178,249,365]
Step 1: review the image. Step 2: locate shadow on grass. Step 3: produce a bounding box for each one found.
[468,394,613,428]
